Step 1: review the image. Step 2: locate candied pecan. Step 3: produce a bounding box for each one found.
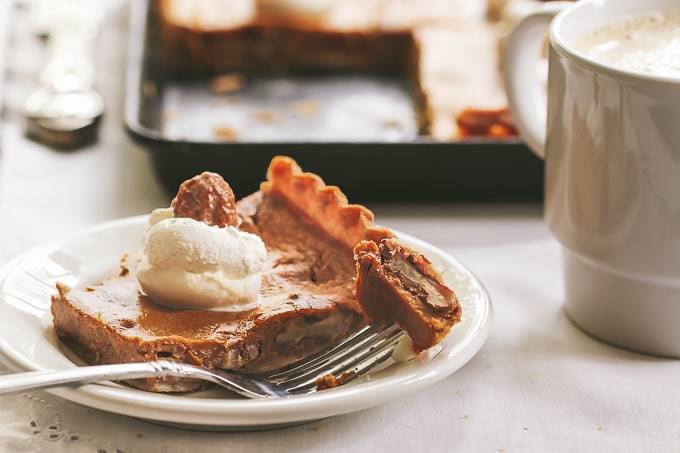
[171,172,239,227]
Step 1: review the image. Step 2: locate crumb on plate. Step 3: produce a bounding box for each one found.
[315,371,353,390]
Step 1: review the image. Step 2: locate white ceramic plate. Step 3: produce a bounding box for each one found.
[0,216,491,430]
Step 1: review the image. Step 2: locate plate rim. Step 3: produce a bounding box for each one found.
[0,215,492,427]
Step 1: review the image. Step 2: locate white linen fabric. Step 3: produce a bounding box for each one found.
[1,2,679,452]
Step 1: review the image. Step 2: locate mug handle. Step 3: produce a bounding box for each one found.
[503,1,570,159]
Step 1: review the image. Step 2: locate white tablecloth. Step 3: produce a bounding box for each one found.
[2,3,680,452]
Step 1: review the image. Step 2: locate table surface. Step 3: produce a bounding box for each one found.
[1,2,679,452]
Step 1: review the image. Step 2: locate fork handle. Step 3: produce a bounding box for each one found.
[0,362,170,395]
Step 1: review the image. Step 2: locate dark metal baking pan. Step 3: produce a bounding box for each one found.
[125,0,543,202]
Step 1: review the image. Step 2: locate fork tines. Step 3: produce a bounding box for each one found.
[266,323,404,395]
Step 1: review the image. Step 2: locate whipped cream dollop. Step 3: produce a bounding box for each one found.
[137,212,267,311]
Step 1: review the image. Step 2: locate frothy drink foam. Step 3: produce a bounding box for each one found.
[575,10,680,78]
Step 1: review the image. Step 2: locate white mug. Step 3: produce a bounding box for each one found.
[504,0,680,357]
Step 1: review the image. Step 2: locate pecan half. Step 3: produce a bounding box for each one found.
[171,172,239,227]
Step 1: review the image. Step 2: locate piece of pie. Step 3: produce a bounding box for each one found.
[156,0,514,140]
[51,157,461,392]
[354,239,461,352]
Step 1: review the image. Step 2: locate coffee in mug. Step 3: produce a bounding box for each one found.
[575,10,680,78]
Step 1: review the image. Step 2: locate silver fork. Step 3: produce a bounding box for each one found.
[0,324,404,398]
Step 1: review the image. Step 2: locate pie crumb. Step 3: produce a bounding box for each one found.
[290,99,319,117]
[209,73,245,94]
[315,374,339,390]
[214,126,238,141]
[315,371,353,390]
[251,110,282,124]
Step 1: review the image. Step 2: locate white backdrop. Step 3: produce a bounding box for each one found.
[1,1,679,451]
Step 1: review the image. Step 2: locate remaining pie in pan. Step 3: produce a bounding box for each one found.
[51,157,461,392]
[157,0,513,140]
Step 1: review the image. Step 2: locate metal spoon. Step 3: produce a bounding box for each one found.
[23,7,103,149]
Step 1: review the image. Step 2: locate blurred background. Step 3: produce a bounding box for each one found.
[0,0,554,259]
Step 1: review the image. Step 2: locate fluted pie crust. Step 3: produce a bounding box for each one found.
[51,157,460,392]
